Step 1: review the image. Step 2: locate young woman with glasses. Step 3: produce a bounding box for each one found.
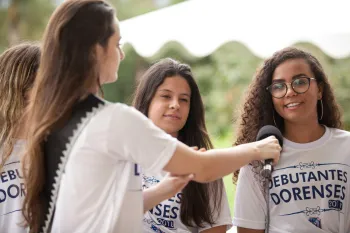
[232,47,350,233]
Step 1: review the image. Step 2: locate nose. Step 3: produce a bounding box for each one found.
[285,83,297,98]
[169,98,180,110]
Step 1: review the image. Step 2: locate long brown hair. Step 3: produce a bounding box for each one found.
[0,43,40,170]
[22,1,115,231]
[233,47,343,184]
[132,58,224,228]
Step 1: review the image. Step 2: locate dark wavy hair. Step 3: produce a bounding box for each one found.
[233,47,343,184]
[132,58,224,228]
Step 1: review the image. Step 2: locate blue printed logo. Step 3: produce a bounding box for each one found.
[151,224,166,233]
[328,199,343,211]
[157,218,175,229]
[309,217,322,229]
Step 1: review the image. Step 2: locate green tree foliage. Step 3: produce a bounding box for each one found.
[0,0,54,47]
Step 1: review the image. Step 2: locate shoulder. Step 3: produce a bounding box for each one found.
[96,103,149,125]
[328,127,350,141]
[109,103,147,119]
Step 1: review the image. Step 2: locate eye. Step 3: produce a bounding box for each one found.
[294,78,308,86]
[160,95,171,99]
[272,83,285,90]
[180,98,189,102]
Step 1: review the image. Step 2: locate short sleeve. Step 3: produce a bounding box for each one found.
[199,181,233,232]
[232,165,267,230]
[107,104,177,173]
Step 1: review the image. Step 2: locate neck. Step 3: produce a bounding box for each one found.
[284,119,325,143]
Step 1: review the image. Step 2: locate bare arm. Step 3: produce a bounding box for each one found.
[202,225,227,233]
[163,136,280,183]
[237,227,265,233]
[143,173,193,212]
[143,185,169,213]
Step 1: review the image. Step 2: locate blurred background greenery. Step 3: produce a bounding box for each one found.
[1,0,350,216]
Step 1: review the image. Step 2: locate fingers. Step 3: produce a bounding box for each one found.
[272,152,280,165]
[184,173,194,181]
[272,146,281,165]
[199,148,206,152]
[266,136,282,151]
[190,146,206,152]
[276,144,282,151]
[173,174,194,191]
[255,136,282,167]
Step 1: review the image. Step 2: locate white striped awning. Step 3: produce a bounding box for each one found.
[120,0,350,58]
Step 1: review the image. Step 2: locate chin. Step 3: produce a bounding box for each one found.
[103,76,118,84]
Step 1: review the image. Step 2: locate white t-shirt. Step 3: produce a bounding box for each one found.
[51,103,178,233]
[142,171,232,233]
[0,140,27,233]
[233,127,350,233]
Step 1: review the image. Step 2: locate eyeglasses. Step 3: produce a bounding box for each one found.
[266,77,317,99]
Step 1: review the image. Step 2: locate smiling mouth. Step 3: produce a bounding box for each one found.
[285,102,302,109]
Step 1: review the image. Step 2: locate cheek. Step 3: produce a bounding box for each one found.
[272,99,284,113]
[309,86,321,100]
[183,105,190,119]
[107,49,117,67]
[112,51,118,66]
[148,101,163,120]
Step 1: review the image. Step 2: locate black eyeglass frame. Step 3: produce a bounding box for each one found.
[266,77,317,99]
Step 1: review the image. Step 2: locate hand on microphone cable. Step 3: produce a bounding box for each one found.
[253,136,282,165]
[254,125,284,178]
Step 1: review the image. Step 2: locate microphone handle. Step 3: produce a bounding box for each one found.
[261,159,273,178]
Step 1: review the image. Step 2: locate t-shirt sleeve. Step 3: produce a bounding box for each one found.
[107,104,177,173]
[199,181,233,232]
[232,165,267,230]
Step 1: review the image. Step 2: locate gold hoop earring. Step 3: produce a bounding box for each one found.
[272,110,277,127]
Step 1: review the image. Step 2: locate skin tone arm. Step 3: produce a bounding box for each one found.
[164,136,281,183]
[237,227,264,233]
[143,173,193,213]
[202,225,227,233]
[143,147,203,213]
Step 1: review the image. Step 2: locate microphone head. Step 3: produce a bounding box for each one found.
[256,125,283,147]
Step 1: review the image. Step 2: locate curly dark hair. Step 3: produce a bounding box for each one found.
[233,47,343,185]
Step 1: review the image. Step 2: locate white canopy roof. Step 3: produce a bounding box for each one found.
[120,0,350,58]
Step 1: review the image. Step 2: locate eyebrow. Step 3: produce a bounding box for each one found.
[158,89,191,97]
[272,73,309,83]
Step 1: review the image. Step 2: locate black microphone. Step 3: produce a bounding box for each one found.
[256,125,283,179]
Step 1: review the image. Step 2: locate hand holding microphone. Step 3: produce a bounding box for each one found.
[255,125,283,178]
